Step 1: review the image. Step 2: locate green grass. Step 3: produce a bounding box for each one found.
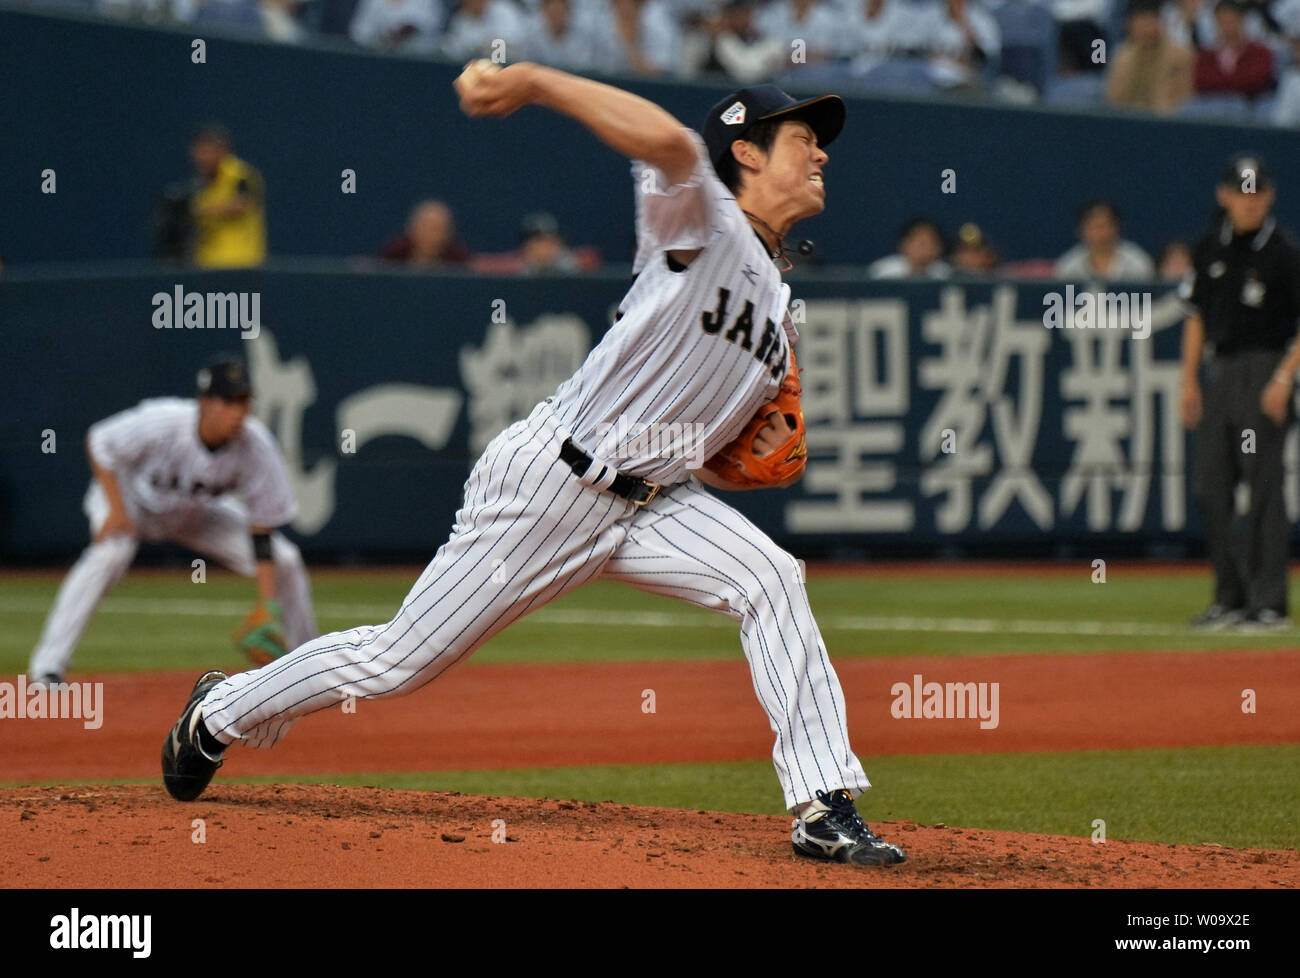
[11,745,1295,850]
[5,567,1300,675]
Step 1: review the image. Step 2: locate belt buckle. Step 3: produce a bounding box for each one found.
[632,481,661,507]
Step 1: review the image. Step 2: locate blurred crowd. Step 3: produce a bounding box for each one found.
[155,122,1210,283]
[154,124,602,273]
[864,201,1198,284]
[21,0,1300,123]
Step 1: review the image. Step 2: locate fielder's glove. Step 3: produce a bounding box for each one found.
[702,349,807,488]
[234,599,286,666]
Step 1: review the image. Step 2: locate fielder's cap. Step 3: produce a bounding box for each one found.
[1220,152,1273,190]
[197,355,253,400]
[702,85,845,172]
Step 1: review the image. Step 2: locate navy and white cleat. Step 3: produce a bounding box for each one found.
[792,789,906,866]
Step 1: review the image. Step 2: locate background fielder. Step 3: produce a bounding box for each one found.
[30,356,317,683]
[162,65,905,866]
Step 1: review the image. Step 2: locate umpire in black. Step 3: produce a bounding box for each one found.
[1181,153,1300,630]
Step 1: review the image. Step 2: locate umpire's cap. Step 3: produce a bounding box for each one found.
[702,85,845,172]
[197,355,253,400]
[1220,152,1273,190]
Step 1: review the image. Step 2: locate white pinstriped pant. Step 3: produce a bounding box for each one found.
[203,401,869,810]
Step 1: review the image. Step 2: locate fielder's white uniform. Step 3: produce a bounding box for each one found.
[30,398,317,679]
[202,131,870,811]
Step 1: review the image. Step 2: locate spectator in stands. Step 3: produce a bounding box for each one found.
[470,212,601,274]
[755,0,842,64]
[1157,238,1194,279]
[1055,199,1154,280]
[842,0,906,71]
[687,0,788,81]
[1194,0,1275,99]
[189,124,267,269]
[1273,29,1300,123]
[1163,0,1282,49]
[525,0,598,70]
[443,0,529,62]
[380,200,471,266]
[590,0,682,76]
[349,0,442,54]
[1162,0,1216,48]
[949,222,999,275]
[516,212,586,273]
[869,218,952,279]
[1106,0,1194,113]
[258,0,312,42]
[1052,0,1113,73]
[915,0,1002,88]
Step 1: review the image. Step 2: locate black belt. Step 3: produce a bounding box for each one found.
[559,437,661,507]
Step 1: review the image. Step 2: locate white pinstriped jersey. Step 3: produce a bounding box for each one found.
[86,397,296,527]
[550,129,797,484]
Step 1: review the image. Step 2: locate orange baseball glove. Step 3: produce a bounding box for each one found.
[702,350,807,488]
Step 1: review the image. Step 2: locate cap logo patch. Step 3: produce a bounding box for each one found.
[721,102,747,126]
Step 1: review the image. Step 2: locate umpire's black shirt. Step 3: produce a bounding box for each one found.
[1183,217,1300,354]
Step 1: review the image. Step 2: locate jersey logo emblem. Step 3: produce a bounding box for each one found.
[1241,276,1265,307]
[721,102,746,126]
[1208,261,1226,278]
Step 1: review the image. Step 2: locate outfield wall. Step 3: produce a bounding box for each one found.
[3,6,1300,270]
[9,265,1299,561]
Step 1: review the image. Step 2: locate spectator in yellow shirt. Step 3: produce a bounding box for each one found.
[190,125,267,268]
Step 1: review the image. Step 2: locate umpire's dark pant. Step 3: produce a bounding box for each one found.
[1194,347,1294,615]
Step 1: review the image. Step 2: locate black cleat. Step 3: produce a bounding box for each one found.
[161,670,228,801]
[792,789,906,866]
[32,673,65,687]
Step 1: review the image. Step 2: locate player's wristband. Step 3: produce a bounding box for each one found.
[252,531,273,561]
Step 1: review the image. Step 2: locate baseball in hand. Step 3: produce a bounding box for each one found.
[456,59,498,94]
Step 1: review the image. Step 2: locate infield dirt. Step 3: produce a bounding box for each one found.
[3,784,1296,888]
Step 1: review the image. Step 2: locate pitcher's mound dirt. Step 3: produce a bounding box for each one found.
[3,785,1295,888]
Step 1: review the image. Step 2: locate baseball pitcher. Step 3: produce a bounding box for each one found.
[160,66,904,867]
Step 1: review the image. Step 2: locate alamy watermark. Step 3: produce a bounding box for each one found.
[0,675,103,729]
[890,673,999,729]
[151,285,261,339]
[592,417,709,470]
[1042,284,1152,340]
[49,908,150,957]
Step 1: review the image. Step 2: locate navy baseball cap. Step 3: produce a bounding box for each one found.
[197,355,253,400]
[1220,152,1273,190]
[702,85,845,172]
